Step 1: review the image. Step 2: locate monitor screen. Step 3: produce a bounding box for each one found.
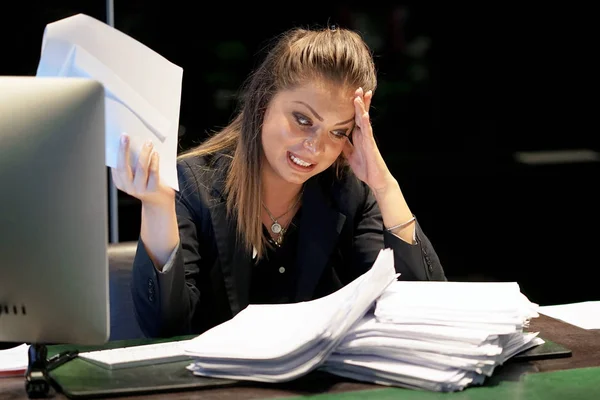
[0,76,110,346]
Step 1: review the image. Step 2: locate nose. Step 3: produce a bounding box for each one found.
[303,134,323,155]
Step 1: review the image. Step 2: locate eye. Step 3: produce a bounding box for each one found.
[330,131,349,140]
[293,112,312,127]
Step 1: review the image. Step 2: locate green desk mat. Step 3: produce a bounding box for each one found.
[50,358,236,398]
[278,367,600,400]
[45,337,579,399]
[47,336,238,398]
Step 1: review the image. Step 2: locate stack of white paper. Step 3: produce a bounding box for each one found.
[183,248,398,382]
[322,281,544,392]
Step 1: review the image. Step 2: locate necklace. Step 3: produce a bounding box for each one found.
[262,189,304,246]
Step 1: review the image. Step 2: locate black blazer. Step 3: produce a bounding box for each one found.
[131,154,446,338]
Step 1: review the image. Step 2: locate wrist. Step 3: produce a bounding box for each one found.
[371,176,400,200]
[142,197,176,219]
[140,198,179,267]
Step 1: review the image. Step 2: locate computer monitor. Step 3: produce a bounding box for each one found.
[0,76,110,346]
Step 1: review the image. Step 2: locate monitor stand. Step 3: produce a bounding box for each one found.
[25,343,75,399]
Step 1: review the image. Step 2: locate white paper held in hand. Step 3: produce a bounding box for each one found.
[35,13,183,190]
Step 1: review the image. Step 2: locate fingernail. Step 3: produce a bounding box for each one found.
[145,140,153,148]
[121,134,128,144]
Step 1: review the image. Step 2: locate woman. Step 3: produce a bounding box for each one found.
[111,26,446,338]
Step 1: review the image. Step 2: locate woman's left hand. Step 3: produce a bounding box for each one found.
[343,87,395,194]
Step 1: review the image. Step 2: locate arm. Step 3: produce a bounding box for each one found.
[343,88,445,280]
[354,183,446,281]
[371,177,415,244]
[139,200,179,269]
[131,160,203,338]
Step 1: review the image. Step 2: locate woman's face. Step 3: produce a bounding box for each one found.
[261,81,355,186]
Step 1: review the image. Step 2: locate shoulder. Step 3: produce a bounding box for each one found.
[176,152,223,176]
[176,152,230,190]
[173,152,231,212]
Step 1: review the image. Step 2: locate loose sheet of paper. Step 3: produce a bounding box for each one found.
[539,301,600,330]
[36,13,183,190]
[0,344,29,377]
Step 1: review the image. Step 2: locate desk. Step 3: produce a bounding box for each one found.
[2,315,599,399]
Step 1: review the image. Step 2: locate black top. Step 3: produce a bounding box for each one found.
[250,209,302,304]
[131,154,447,338]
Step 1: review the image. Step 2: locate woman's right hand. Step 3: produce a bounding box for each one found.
[111,134,175,208]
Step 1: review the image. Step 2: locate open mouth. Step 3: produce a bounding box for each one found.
[287,151,316,171]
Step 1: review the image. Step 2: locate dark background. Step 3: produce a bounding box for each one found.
[1,2,598,306]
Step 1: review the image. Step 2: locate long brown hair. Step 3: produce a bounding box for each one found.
[179,26,377,260]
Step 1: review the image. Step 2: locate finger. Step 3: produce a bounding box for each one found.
[146,151,160,191]
[117,134,134,184]
[356,87,370,109]
[353,96,364,125]
[354,95,369,122]
[364,90,373,110]
[133,140,153,192]
[110,167,125,192]
[342,138,355,159]
[354,96,373,139]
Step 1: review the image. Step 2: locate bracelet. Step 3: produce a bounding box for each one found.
[385,216,416,232]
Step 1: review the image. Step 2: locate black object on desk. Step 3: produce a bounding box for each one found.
[511,338,572,361]
[24,344,79,399]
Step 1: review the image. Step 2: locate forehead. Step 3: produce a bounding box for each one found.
[273,81,355,117]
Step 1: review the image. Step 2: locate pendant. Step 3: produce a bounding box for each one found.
[274,235,283,247]
[271,222,282,234]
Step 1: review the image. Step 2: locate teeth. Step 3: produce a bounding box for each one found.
[289,153,312,167]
